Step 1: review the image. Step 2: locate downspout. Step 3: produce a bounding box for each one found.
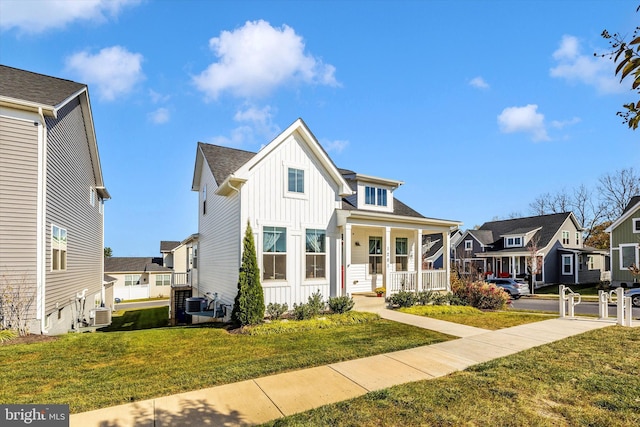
[228,179,241,308]
[37,107,48,333]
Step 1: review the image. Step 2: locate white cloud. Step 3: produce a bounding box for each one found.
[65,46,144,101]
[193,20,339,100]
[497,104,549,142]
[321,139,349,154]
[148,108,170,124]
[469,76,489,89]
[550,35,624,94]
[210,104,281,147]
[0,0,140,34]
[550,117,581,129]
[149,89,170,104]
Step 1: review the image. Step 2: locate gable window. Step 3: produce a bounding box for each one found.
[633,218,640,233]
[620,244,638,269]
[464,240,473,251]
[305,229,326,279]
[288,168,304,193]
[369,237,383,274]
[562,254,573,275]
[263,227,286,280]
[155,274,171,286]
[505,237,522,248]
[364,186,387,207]
[51,225,67,271]
[395,237,408,271]
[562,231,570,245]
[202,185,207,215]
[125,274,141,286]
[575,232,580,245]
[89,187,96,206]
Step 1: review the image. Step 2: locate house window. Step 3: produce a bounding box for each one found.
[192,244,198,268]
[620,244,638,269]
[155,274,171,286]
[99,197,104,215]
[579,255,583,271]
[464,240,473,251]
[576,232,580,245]
[562,231,570,245]
[263,227,286,280]
[51,225,67,271]
[202,185,207,215]
[89,187,96,206]
[125,274,141,286]
[633,218,640,233]
[305,229,326,279]
[505,237,522,248]
[288,168,304,193]
[369,237,383,274]
[562,254,573,275]
[364,186,387,207]
[587,255,595,270]
[395,237,408,271]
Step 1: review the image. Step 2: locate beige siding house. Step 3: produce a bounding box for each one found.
[0,65,110,334]
[104,257,174,301]
[190,118,461,318]
[606,196,640,287]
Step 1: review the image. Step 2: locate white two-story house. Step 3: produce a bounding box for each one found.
[190,118,461,313]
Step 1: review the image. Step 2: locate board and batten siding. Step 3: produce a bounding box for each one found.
[610,207,640,283]
[44,98,103,316]
[196,160,241,311]
[243,133,340,307]
[0,113,40,322]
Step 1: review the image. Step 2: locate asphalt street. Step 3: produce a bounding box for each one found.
[511,297,640,319]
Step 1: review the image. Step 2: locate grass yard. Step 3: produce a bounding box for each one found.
[99,306,169,331]
[263,326,640,427]
[399,305,557,330]
[0,312,452,413]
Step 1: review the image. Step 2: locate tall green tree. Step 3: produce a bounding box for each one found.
[231,221,265,326]
[598,5,640,130]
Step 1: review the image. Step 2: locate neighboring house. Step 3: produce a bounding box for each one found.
[453,212,609,287]
[160,241,180,268]
[606,196,640,287]
[0,65,111,334]
[190,118,461,315]
[104,257,173,301]
[423,230,463,269]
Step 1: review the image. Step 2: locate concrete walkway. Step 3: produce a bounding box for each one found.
[70,296,622,427]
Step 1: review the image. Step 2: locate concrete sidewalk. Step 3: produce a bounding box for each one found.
[70,297,620,427]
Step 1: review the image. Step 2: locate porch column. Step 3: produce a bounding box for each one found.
[511,255,516,278]
[344,224,352,296]
[443,231,451,291]
[575,253,579,285]
[385,227,391,290]
[417,229,423,291]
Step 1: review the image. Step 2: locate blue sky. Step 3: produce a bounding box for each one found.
[1,0,637,256]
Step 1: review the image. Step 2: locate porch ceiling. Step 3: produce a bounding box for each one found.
[337,209,460,233]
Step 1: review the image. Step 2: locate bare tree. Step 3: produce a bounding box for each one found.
[598,167,640,220]
[572,184,607,243]
[0,273,35,336]
[526,234,542,294]
[529,190,572,215]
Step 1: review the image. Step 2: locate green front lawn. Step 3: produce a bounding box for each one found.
[99,306,169,331]
[0,312,452,413]
[398,305,557,330]
[264,326,640,426]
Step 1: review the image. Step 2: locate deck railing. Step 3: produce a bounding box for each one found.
[172,272,190,287]
[387,270,448,294]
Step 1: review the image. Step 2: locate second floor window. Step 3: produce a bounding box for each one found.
[52,225,67,271]
[562,231,570,245]
[365,186,387,206]
[288,168,304,193]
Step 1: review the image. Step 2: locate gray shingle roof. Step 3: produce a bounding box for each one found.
[104,257,172,273]
[160,241,180,252]
[478,212,573,250]
[0,64,86,106]
[622,196,640,216]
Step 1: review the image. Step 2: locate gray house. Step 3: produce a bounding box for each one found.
[606,196,640,288]
[0,65,110,334]
[454,212,609,287]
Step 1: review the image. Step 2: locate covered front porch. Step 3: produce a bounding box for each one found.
[337,210,460,297]
[475,252,544,284]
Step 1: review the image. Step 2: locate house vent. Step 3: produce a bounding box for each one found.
[90,308,112,326]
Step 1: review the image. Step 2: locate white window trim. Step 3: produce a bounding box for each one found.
[262,226,288,282]
[51,225,67,271]
[619,243,639,270]
[633,218,640,233]
[89,187,96,206]
[505,236,522,248]
[561,230,570,245]
[305,229,327,280]
[561,254,573,275]
[464,240,473,250]
[283,163,308,200]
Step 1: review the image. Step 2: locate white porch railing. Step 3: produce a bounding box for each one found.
[172,272,190,287]
[388,270,448,294]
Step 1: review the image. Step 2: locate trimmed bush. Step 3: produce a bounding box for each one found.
[416,290,436,305]
[307,290,325,316]
[266,302,288,320]
[452,281,509,310]
[388,290,417,307]
[231,222,265,326]
[328,296,355,314]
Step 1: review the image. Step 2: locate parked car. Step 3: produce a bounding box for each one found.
[486,278,531,299]
[625,288,640,307]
